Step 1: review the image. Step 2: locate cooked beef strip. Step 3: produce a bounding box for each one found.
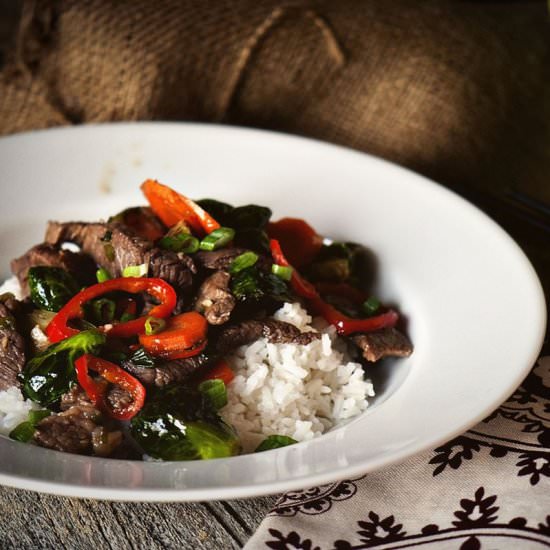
[45,221,195,291]
[194,248,248,270]
[122,354,209,387]
[195,248,271,271]
[351,328,413,362]
[60,385,94,410]
[0,299,26,391]
[106,386,134,411]
[194,271,236,325]
[10,243,97,295]
[34,404,121,456]
[215,319,320,355]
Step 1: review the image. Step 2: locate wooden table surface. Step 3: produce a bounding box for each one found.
[1,5,549,548]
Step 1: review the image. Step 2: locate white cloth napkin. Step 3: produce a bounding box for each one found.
[246,357,550,549]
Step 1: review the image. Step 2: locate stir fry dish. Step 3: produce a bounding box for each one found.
[0,180,412,460]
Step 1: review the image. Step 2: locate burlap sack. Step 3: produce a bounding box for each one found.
[1,0,548,199]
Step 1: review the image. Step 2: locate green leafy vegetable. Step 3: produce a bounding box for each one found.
[195,199,234,226]
[28,266,80,312]
[230,205,272,230]
[362,296,380,316]
[306,242,367,283]
[233,228,270,253]
[231,267,290,303]
[9,409,51,442]
[22,329,106,406]
[198,379,228,410]
[229,251,258,274]
[255,435,297,452]
[197,200,272,252]
[130,385,240,460]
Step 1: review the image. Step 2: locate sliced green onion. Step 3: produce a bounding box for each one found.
[198,379,228,410]
[28,409,51,424]
[122,263,148,278]
[9,422,35,442]
[230,251,259,274]
[144,316,166,336]
[159,234,200,254]
[96,268,111,283]
[199,227,235,251]
[271,264,293,281]
[362,296,381,316]
[255,435,297,452]
[10,409,51,442]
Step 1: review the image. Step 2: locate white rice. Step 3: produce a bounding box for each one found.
[0,387,38,436]
[221,302,374,452]
[0,276,24,300]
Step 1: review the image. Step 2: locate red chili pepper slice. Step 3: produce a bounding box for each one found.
[270,239,318,299]
[202,359,235,385]
[139,312,208,359]
[46,277,177,343]
[270,238,398,335]
[75,355,146,420]
[141,179,220,236]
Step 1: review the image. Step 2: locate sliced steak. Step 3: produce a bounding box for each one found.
[105,386,134,411]
[35,404,122,457]
[351,328,413,362]
[194,248,248,270]
[0,299,26,390]
[195,248,271,272]
[216,319,320,355]
[10,243,96,294]
[45,221,195,291]
[194,271,236,325]
[122,354,209,387]
[59,385,94,410]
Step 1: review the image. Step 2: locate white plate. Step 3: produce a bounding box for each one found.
[0,123,545,501]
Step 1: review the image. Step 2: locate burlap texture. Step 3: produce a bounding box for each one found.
[1,0,549,199]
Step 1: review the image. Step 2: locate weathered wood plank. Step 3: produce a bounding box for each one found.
[206,496,277,545]
[0,486,248,550]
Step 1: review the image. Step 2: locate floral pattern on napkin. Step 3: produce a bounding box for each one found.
[246,358,550,549]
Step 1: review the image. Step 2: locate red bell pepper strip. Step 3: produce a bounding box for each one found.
[202,359,235,385]
[46,277,177,343]
[270,239,318,299]
[141,179,221,236]
[267,217,323,268]
[75,355,146,420]
[139,312,208,359]
[270,238,398,336]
